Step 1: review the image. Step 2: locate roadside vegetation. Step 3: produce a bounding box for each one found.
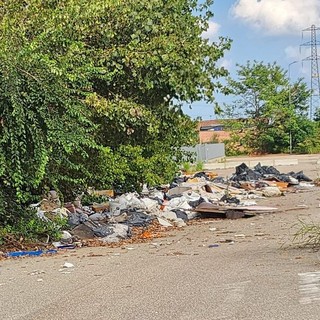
[1,1,319,247]
[0,0,231,243]
[218,61,320,156]
[292,220,320,249]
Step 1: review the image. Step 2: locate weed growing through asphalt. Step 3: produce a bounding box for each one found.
[292,219,320,248]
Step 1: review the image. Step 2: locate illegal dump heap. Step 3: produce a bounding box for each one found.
[5,162,316,253]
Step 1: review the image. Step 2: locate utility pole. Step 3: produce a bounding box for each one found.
[300,25,320,119]
[288,61,298,106]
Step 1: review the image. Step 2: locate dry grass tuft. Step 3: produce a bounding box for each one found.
[292,219,320,248]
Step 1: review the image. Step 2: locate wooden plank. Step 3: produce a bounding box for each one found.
[194,202,278,213]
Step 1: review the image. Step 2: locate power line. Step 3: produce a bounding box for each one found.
[300,25,320,119]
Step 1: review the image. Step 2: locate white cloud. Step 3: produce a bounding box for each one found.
[231,0,320,36]
[202,21,220,41]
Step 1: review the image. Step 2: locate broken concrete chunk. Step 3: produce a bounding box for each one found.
[157,217,173,227]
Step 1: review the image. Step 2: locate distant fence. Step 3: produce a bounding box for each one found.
[182,143,225,162]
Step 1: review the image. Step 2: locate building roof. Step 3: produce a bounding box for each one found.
[197,119,229,143]
[197,119,222,130]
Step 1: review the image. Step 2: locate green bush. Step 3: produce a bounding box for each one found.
[195,161,204,171]
[0,209,68,244]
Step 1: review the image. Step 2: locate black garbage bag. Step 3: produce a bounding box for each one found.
[232,170,261,182]
[246,169,262,180]
[188,197,206,208]
[254,162,281,175]
[193,171,209,180]
[92,223,132,238]
[68,211,88,227]
[212,176,225,183]
[254,162,265,174]
[123,210,154,227]
[220,194,240,204]
[171,176,187,185]
[277,174,293,183]
[264,166,280,175]
[92,225,114,237]
[169,182,179,189]
[172,209,189,221]
[235,163,250,175]
[290,171,313,182]
[232,163,261,181]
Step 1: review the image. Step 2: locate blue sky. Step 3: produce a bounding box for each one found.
[183,0,320,119]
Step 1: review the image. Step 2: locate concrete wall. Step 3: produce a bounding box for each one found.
[182,143,225,162]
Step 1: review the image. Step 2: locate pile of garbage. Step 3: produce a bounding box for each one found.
[231,162,312,185]
[32,162,314,246]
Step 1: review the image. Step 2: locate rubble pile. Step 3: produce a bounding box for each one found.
[31,162,314,247]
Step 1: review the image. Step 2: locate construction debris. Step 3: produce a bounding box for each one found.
[3,162,315,256]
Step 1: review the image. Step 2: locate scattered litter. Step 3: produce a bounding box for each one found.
[62,262,74,268]
[29,270,45,276]
[208,244,220,248]
[3,162,314,255]
[100,224,130,243]
[6,249,57,258]
[52,242,76,250]
[59,263,75,273]
[296,204,309,208]
[219,239,234,243]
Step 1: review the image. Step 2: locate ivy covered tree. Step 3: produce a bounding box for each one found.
[0,0,231,223]
[222,61,312,154]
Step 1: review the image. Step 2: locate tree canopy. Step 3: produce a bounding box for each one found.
[221,61,313,154]
[0,0,231,223]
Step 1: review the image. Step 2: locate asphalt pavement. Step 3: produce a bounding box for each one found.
[2,156,320,319]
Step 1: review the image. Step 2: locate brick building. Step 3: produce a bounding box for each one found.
[198,119,230,143]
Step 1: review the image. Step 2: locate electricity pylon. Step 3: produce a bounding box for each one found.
[300,25,320,119]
